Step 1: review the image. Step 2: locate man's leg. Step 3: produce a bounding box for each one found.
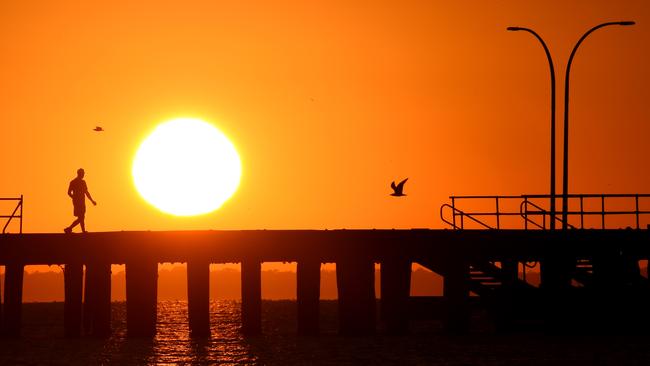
[80,215,86,233]
[65,218,81,233]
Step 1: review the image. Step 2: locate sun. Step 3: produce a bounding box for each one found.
[132,117,242,216]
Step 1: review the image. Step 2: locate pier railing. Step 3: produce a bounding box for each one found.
[1,195,23,234]
[440,194,650,230]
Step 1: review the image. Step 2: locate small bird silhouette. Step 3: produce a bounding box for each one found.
[93,126,104,132]
[390,178,408,197]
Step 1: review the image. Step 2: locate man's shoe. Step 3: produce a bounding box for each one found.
[64,227,72,234]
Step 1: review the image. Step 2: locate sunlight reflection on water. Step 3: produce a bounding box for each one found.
[102,301,257,365]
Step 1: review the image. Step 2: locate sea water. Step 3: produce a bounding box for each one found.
[2,301,650,365]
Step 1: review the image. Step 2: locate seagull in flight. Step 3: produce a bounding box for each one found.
[390,178,408,197]
[93,126,104,132]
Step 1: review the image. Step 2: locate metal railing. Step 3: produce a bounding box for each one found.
[441,195,523,230]
[440,203,493,230]
[1,195,23,234]
[520,198,576,230]
[440,194,650,230]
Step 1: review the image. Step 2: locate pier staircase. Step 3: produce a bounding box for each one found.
[469,263,503,295]
[416,257,537,298]
[573,259,594,287]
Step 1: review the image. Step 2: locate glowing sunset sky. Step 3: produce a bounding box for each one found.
[1,0,648,233]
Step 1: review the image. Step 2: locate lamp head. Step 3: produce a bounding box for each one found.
[618,21,635,26]
[507,26,522,31]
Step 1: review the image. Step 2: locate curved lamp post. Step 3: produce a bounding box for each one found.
[561,21,635,229]
[507,26,557,229]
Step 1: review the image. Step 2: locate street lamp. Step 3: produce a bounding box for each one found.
[561,21,635,229]
[507,26,557,230]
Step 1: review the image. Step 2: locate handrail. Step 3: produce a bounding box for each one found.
[440,203,493,230]
[523,193,650,199]
[519,199,577,230]
[449,195,523,200]
[1,195,23,234]
[520,199,546,230]
[441,193,650,230]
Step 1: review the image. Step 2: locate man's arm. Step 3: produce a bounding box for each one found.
[67,182,74,199]
[84,181,97,206]
[85,190,97,206]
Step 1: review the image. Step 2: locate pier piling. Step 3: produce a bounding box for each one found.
[297,259,321,335]
[3,263,24,337]
[380,258,411,334]
[336,257,376,335]
[495,260,519,331]
[84,262,112,337]
[0,271,2,332]
[187,261,210,337]
[443,258,470,334]
[126,261,158,337]
[540,253,574,331]
[241,259,262,335]
[63,263,83,337]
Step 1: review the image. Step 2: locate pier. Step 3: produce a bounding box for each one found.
[1,228,649,338]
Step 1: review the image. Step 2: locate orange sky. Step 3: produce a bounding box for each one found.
[1,0,649,233]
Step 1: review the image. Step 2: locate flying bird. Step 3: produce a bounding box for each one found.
[93,126,104,132]
[390,178,408,197]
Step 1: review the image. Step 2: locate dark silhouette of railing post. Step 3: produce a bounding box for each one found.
[380,257,411,334]
[63,263,83,337]
[3,263,24,337]
[126,261,158,337]
[507,27,557,230]
[561,21,635,229]
[297,259,321,335]
[241,259,262,335]
[187,260,211,337]
[84,262,112,337]
[336,256,376,335]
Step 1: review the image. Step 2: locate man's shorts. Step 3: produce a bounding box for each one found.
[73,203,86,217]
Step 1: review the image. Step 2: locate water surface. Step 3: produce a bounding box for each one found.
[2,301,650,365]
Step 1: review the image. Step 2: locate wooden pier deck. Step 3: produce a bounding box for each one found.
[1,229,649,338]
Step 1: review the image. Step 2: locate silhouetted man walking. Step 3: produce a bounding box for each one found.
[64,168,97,233]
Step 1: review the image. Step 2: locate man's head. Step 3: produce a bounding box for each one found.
[77,168,85,178]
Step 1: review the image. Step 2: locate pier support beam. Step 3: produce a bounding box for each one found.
[63,263,83,337]
[187,261,210,337]
[494,260,519,332]
[380,258,411,334]
[591,247,638,332]
[540,258,573,290]
[0,267,3,332]
[297,259,320,335]
[336,258,376,335]
[241,260,262,335]
[126,261,158,337]
[443,259,469,334]
[540,254,574,332]
[3,264,24,337]
[84,262,112,337]
[500,260,519,287]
